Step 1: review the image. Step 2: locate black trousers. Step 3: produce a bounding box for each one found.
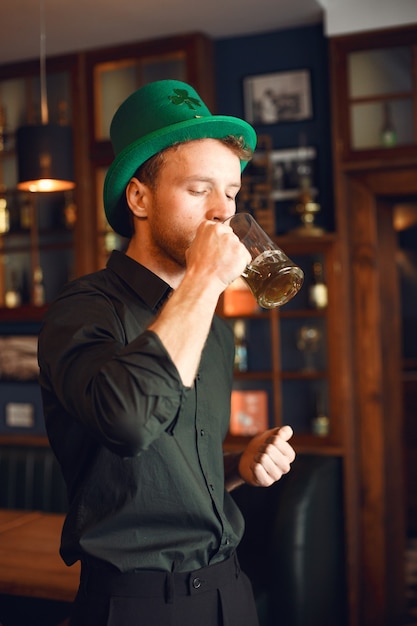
[68,554,260,626]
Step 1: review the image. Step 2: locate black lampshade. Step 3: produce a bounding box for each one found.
[16,124,75,192]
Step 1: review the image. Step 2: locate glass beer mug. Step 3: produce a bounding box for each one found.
[224,213,304,309]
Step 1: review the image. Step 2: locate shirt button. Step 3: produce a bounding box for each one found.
[200,429,205,436]
[192,577,201,589]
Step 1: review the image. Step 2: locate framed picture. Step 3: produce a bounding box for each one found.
[244,70,312,125]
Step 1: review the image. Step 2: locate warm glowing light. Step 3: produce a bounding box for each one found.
[393,203,417,231]
[17,178,75,193]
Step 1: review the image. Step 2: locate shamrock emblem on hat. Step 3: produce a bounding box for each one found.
[168,88,202,110]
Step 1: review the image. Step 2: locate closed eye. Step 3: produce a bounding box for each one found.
[189,188,208,196]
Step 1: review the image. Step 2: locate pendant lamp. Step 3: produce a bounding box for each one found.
[16,0,75,192]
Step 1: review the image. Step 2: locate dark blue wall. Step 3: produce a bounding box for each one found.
[214,23,334,233]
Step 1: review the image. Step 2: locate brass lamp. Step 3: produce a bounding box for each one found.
[292,188,325,236]
[291,138,324,236]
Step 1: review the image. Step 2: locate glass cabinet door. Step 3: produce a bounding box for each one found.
[93,53,187,142]
[347,45,415,150]
[86,33,215,153]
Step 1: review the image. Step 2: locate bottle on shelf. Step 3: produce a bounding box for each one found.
[380,102,397,148]
[0,105,8,152]
[311,391,330,436]
[63,191,77,229]
[4,270,22,308]
[57,99,69,125]
[312,413,330,436]
[32,266,46,306]
[233,319,248,372]
[309,260,328,309]
[19,195,33,230]
[0,196,10,234]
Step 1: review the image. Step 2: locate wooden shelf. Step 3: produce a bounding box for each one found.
[0,304,47,322]
[0,434,49,447]
[223,432,344,455]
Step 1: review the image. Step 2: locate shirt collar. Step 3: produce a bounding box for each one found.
[107,250,172,311]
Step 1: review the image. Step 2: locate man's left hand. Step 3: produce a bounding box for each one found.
[238,425,296,487]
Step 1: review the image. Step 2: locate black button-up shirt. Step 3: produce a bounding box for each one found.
[38,250,244,573]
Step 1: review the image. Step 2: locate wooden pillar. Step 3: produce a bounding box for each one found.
[347,172,405,625]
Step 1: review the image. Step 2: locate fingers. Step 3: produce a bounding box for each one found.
[251,425,296,486]
[277,424,293,441]
[258,426,295,461]
[238,425,296,487]
[187,221,249,286]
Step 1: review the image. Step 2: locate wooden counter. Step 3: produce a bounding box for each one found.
[0,510,79,602]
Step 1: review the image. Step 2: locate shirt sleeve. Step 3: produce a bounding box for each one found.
[38,282,189,457]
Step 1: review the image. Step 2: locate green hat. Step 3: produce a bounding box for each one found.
[103,79,257,237]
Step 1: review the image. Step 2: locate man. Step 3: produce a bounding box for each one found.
[38,79,295,626]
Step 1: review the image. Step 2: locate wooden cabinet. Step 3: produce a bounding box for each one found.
[0,55,84,441]
[330,24,417,164]
[222,233,345,454]
[0,33,216,438]
[330,24,417,626]
[0,55,83,321]
[0,189,76,318]
[0,34,215,312]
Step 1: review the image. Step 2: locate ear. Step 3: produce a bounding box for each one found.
[126,177,150,218]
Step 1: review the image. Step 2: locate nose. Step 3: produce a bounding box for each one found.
[206,191,234,222]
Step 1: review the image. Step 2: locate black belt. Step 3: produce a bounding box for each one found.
[80,553,241,602]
